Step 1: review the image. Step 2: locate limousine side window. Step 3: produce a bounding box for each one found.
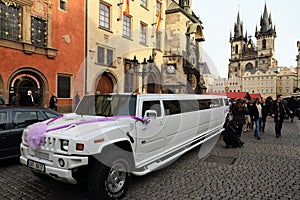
[142,101,161,117]
[198,99,211,110]
[163,100,181,115]
[210,99,221,108]
[0,112,7,131]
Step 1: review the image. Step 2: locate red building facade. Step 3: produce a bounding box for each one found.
[0,0,84,112]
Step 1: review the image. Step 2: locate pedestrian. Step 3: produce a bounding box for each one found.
[74,91,80,108]
[261,97,268,132]
[243,100,251,132]
[287,96,297,122]
[25,90,34,106]
[252,98,262,139]
[0,91,5,108]
[232,98,245,137]
[248,99,255,130]
[270,94,292,138]
[49,92,58,111]
[11,93,20,106]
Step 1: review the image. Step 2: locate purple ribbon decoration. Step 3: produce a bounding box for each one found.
[25,115,149,149]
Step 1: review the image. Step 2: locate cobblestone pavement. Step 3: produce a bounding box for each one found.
[0,118,300,200]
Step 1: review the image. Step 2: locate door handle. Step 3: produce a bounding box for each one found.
[159,121,164,126]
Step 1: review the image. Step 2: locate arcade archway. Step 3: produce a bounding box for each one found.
[8,68,49,107]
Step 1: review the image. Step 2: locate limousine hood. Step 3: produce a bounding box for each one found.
[23,113,142,149]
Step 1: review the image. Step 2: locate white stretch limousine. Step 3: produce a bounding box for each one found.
[20,93,229,199]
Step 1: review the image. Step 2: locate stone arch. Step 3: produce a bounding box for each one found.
[94,71,118,94]
[146,64,162,94]
[7,67,49,107]
[187,23,205,42]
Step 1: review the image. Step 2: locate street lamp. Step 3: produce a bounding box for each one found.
[132,55,154,94]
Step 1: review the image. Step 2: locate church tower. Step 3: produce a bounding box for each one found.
[228,12,247,78]
[255,4,277,71]
[228,3,277,79]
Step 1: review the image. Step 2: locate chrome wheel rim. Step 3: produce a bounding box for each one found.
[106,162,127,193]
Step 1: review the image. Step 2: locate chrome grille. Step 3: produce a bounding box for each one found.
[34,151,50,161]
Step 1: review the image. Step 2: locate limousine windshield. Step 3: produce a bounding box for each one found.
[75,94,137,117]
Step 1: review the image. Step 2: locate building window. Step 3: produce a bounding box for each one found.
[59,0,68,11]
[270,88,273,93]
[0,2,22,42]
[140,22,147,44]
[31,17,47,48]
[100,2,110,30]
[262,39,266,49]
[97,46,114,66]
[141,0,147,8]
[156,31,161,50]
[107,49,113,65]
[235,44,238,54]
[123,15,131,38]
[57,74,72,98]
[266,89,268,93]
[286,88,289,93]
[97,46,105,64]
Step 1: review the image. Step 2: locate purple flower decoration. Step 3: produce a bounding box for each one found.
[25,122,48,149]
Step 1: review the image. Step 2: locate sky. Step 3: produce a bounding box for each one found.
[192,0,300,78]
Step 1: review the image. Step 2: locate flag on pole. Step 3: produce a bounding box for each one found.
[156,6,162,32]
[124,0,130,15]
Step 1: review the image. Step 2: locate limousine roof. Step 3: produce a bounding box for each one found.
[90,93,227,100]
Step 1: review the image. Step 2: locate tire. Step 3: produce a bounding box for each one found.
[88,151,133,200]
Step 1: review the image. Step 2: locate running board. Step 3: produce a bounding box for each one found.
[132,128,223,176]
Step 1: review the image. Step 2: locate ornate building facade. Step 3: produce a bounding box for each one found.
[228,4,278,79]
[0,0,85,112]
[85,0,205,96]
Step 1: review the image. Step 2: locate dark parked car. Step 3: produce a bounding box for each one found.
[0,107,61,161]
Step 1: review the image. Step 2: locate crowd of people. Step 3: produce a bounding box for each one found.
[223,94,299,148]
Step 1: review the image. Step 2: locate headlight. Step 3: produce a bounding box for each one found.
[61,140,69,151]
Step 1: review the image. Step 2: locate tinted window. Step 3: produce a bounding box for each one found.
[180,100,199,113]
[0,112,7,131]
[12,111,39,129]
[163,100,181,115]
[211,99,220,108]
[198,99,211,110]
[43,111,58,119]
[142,101,161,117]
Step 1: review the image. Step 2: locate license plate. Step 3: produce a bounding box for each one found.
[27,160,45,172]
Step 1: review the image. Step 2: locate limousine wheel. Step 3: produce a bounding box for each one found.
[88,151,132,200]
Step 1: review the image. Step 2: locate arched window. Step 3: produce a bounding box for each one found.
[245,62,253,71]
[235,44,238,54]
[262,39,266,49]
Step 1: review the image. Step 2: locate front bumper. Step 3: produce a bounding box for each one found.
[20,143,89,184]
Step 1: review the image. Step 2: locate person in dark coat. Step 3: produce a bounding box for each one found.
[287,96,298,122]
[49,92,58,111]
[25,90,34,106]
[223,120,244,148]
[232,99,245,137]
[270,94,292,138]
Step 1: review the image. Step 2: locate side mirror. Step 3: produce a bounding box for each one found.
[144,110,157,120]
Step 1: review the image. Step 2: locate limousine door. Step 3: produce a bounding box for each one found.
[135,100,165,163]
